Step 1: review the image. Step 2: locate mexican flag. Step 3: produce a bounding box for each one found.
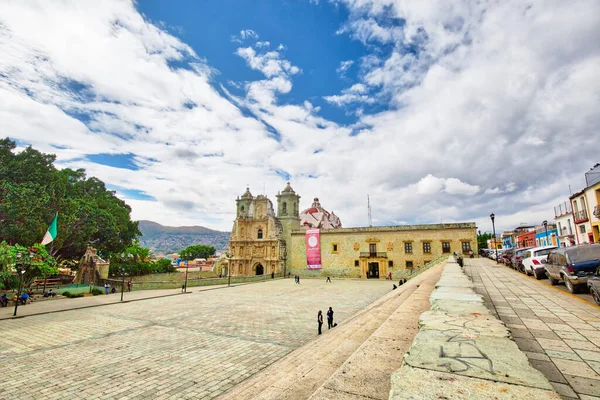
[41,213,58,245]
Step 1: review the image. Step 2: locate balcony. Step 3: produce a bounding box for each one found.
[554,201,572,218]
[360,252,387,258]
[594,206,600,219]
[574,209,589,224]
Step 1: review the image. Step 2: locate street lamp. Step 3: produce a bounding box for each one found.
[490,213,499,263]
[13,253,26,317]
[184,259,189,293]
[228,252,232,287]
[543,220,549,246]
[120,266,126,302]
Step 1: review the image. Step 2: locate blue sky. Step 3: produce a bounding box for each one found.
[0,0,599,232]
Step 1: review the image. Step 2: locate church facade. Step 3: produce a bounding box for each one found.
[227,183,477,278]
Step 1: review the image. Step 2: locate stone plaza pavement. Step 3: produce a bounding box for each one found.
[0,278,392,400]
[465,258,600,400]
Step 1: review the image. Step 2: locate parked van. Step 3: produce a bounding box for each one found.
[544,244,600,293]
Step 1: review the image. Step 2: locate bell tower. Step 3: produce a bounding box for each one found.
[276,182,301,272]
[236,187,253,218]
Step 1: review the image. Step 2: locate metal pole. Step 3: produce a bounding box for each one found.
[184,263,189,293]
[490,213,498,263]
[544,221,549,246]
[13,256,24,317]
[120,268,125,302]
[228,255,231,287]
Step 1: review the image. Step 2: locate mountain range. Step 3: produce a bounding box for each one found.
[138,220,230,254]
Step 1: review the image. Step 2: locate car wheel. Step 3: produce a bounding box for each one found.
[564,278,581,294]
[534,269,544,280]
[547,271,558,285]
[525,267,532,276]
[593,290,600,306]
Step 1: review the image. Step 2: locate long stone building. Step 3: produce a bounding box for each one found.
[227,183,477,278]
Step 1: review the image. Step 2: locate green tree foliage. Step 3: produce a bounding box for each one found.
[477,232,493,249]
[0,241,58,288]
[0,138,140,261]
[108,242,174,276]
[180,244,215,261]
[152,258,176,274]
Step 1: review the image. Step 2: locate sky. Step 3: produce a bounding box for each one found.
[1,0,599,234]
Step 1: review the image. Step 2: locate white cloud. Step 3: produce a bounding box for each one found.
[0,0,598,236]
[255,41,270,48]
[336,60,354,74]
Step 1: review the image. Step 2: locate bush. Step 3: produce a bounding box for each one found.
[91,288,103,296]
[61,291,84,298]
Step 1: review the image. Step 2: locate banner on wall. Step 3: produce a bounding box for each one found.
[305,228,322,270]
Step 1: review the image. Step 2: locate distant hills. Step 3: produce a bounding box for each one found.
[138,220,230,254]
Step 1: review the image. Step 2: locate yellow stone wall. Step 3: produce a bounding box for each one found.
[289,223,476,278]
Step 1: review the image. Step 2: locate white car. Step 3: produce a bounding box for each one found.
[522,246,557,279]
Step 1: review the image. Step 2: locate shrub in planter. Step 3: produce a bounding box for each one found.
[91,288,103,296]
[61,291,71,297]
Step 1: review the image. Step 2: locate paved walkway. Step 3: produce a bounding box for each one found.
[0,278,392,400]
[465,258,600,400]
[220,263,442,399]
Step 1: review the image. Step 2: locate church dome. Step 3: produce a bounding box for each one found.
[300,198,342,230]
[241,187,253,199]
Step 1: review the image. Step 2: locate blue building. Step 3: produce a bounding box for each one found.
[535,228,560,247]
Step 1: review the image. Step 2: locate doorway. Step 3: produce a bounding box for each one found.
[255,264,264,275]
[368,262,379,279]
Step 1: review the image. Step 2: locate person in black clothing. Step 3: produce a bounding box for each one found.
[327,307,334,329]
[0,293,8,307]
[326,276,331,283]
[317,310,323,335]
[392,284,397,290]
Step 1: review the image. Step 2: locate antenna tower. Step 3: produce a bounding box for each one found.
[367,194,372,227]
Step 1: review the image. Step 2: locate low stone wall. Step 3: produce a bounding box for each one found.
[389,258,560,399]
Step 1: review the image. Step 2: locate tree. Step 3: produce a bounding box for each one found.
[0,241,58,288]
[0,138,140,261]
[180,244,215,261]
[477,232,492,249]
[152,258,176,274]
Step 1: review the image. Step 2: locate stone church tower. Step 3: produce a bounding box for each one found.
[229,187,285,276]
[276,182,301,271]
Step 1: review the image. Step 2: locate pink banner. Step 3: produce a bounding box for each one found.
[305,229,322,270]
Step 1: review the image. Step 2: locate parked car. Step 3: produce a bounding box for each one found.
[587,275,600,306]
[513,247,534,272]
[545,244,600,293]
[502,248,516,266]
[521,246,557,279]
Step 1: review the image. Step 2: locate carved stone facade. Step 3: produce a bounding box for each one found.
[228,187,286,276]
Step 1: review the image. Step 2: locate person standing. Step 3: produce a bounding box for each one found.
[317,310,323,335]
[127,280,132,292]
[326,275,331,283]
[297,275,300,284]
[104,282,109,295]
[388,272,392,280]
[327,307,334,329]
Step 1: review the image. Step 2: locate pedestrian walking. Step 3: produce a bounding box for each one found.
[387,272,392,280]
[326,275,331,283]
[297,275,300,284]
[104,283,109,295]
[127,280,132,292]
[327,307,334,329]
[317,310,323,335]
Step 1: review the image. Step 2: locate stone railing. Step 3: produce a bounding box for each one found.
[389,257,560,399]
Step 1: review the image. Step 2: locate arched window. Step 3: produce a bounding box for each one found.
[282,202,287,215]
[257,229,263,239]
[241,205,245,211]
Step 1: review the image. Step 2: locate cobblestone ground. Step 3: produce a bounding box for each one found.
[0,278,390,400]
[465,258,600,400]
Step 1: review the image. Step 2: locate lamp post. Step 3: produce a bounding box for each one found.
[184,260,189,293]
[120,266,126,302]
[228,252,232,287]
[543,220,549,246]
[13,253,27,317]
[490,213,498,263]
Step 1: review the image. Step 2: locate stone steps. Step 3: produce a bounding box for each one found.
[218,266,443,400]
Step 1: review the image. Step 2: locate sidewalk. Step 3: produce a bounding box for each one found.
[0,284,228,320]
[465,257,600,399]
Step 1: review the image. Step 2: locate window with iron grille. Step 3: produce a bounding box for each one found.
[404,242,412,253]
[442,242,451,253]
[406,261,413,269]
[462,242,471,253]
[388,260,393,267]
[354,260,359,267]
[423,242,431,254]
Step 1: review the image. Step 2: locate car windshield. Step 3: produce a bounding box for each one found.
[534,248,555,257]
[567,246,600,264]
